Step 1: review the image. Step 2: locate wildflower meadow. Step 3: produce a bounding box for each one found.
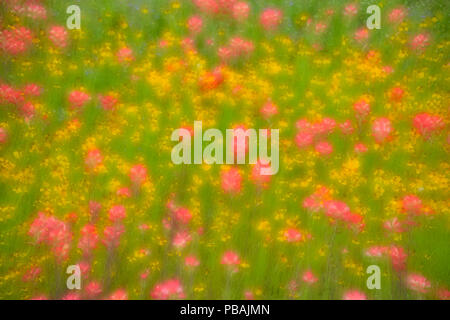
[0,0,449,300]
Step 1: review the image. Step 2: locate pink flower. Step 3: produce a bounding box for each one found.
[139,224,150,231]
[199,66,225,91]
[317,118,336,136]
[62,292,81,300]
[229,37,254,57]
[353,98,371,119]
[389,246,407,272]
[0,26,33,55]
[302,270,318,284]
[89,201,102,219]
[354,28,369,42]
[389,86,405,103]
[383,217,403,233]
[244,291,254,300]
[98,94,118,110]
[365,246,388,258]
[78,261,91,275]
[182,37,196,52]
[302,186,331,213]
[221,167,242,195]
[315,141,333,156]
[69,90,91,109]
[383,65,394,74]
[218,46,233,62]
[344,4,358,16]
[173,231,192,248]
[413,113,444,139]
[116,46,134,63]
[187,16,203,34]
[372,117,393,143]
[389,7,406,24]
[140,269,150,280]
[48,25,68,48]
[151,279,185,300]
[108,205,126,222]
[339,120,354,135]
[28,212,72,261]
[437,288,450,300]
[343,290,366,300]
[102,224,125,248]
[25,2,47,20]
[22,266,41,282]
[78,224,99,255]
[260,8,283,30]
[401,195,422,215]
[20,101,35,121]
[85,281,102,298]
[296,119,312,131]
[284,228,302,242]
[314,22,327,34]
[185,255,200,267]
[129,164,148,186]
[117,187,132,198]
[406,273,431,294]
[23,83,42,97]
[411,33,430,51]
[354,143,368,153]
[295,131,314,148]
[232,2,250,21]
[109,289,128,300]
[324,200,351,220]
[0,83,24,105]
[260,100,278,119]
[218,0,237,13]
[174,207,192,224]
[193,0,219,14]
[303,197,321,213]
[221,250,240,266]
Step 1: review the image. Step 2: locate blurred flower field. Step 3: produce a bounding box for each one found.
[0,0,449,300]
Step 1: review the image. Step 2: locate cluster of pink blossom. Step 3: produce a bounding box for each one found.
[84,149,103,171]
[365,245,407,272]
[371,117,393,144]
[303,187,364,232]
[69,89,119,111]
[0,81,42,122]
[383,195,434,236]
[48,25,68,48]
[218,36,254,62]
[413,113,445,140]
[28,212,73,261]
[193,0,250,21]
[295,117,345,156]
[78,224,99,256]
[165,195,193,249]
[0,26,33,55]
[259,99,278,119]
[151,278,185,299]
[9,0,47,20]
[221,167,242,195]
[116,46,135,64]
